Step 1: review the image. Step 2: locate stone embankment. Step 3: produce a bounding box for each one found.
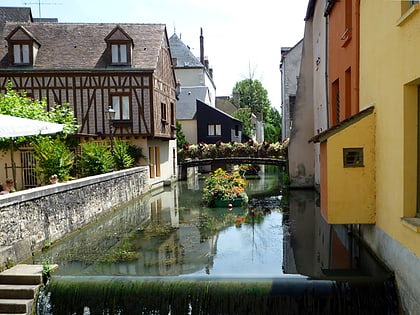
[0,167,150,271]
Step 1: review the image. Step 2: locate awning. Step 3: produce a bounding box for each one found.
[0,114,64,138]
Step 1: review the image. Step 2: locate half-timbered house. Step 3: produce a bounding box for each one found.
[0,7,177,189]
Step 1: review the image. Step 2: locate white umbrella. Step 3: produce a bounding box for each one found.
[0,114,64,188]
[0,114,64,138]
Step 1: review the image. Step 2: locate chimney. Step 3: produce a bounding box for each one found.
[200,27,204,66]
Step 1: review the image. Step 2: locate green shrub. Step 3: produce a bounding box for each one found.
[126,144,146,165]
[78,142,114,176]
[31,136,75,184]
[113,140,135,170]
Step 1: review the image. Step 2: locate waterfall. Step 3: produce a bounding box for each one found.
[37,275,399,314]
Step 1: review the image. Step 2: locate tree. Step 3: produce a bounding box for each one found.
[0,82,78,150]
[0,82,79,184]
[233,79,271,121]
[233,107,253,138]
[264,107,282,143]
[232,79,283,141]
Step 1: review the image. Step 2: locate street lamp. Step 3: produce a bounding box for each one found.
[106,106,116,155]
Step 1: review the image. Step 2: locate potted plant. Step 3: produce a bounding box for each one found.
[202,168,248,207]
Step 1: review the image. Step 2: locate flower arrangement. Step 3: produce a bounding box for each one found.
[202,168,248,207]
[178,138,289,162]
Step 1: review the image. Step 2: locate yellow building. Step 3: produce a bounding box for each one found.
[350,1,420,313]
[305,1,420,313]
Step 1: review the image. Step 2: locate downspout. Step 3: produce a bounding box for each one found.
[325,14,330,129]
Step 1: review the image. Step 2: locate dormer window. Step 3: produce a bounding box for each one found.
[111,43,128,64]
[105,26,133,66]
[13,43,30,64]
[6,26,40,67]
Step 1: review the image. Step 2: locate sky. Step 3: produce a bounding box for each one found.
[2,0,308,111]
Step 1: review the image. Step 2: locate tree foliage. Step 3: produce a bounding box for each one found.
[233,79,270,120]
[0,82,79,150]
[233,108,253,138]
[264,107,282,143]
[232,79,282,141]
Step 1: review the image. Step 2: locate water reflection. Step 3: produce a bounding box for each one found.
[284,189,390,279]
[30,167,389,280]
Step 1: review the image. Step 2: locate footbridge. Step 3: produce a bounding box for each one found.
[178,157,287,180]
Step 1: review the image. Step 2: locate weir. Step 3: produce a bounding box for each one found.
[31,168,401,314]
[38,275,399,314]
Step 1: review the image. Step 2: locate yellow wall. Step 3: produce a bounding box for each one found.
[326,113,376,224]
[360,1,420,255]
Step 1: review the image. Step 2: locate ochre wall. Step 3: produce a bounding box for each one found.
[359,0,420,256]
[328,0,359,123]
[326,113,376,224]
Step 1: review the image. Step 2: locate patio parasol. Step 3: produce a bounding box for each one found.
[0,114,64,187]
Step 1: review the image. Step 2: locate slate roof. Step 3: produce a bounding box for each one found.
[0,7,32,34]
[197,99,241,123]
[0,7,32,23]
[0,22,167,70]
[216,96,239,116]
[176,86,209,120]
[169,33,203,69]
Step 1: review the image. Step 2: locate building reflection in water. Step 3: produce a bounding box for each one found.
[284,189,389,279]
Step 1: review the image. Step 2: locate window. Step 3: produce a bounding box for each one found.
[234,125,239,137]
[343,148,364,167]
[331,79,340,125]
[208,124,221,136]
[161,102,167,122]
[6,26,39,66]
[111,43,128,64]
[344,0,352,38]
[112,95,130,120]
[411,0,419,6]
[13,44,30,64]
[170,102,175,126]
[105,26,133,66]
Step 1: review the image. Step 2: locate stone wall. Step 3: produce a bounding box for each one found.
[0,167,149,270]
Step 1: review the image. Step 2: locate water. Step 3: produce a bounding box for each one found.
[31,166,400,314]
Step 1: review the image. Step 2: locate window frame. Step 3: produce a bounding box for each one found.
[343,148,364,168]
[161,102,167,123]
[11,41,32,66]
[208,124,221,136]
[110,42,129,65]
[111,94,131,121]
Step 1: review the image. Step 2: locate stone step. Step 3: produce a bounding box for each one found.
[0,284,39,299]
[0,265,43,285]
[0,299,32,314]
[0,264,58,315]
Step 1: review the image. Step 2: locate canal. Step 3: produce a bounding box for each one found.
[31,166,400,314]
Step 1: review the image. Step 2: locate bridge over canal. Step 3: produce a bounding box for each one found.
[178,157,287,180]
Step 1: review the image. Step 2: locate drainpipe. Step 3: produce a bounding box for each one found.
[325,14,330,129]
